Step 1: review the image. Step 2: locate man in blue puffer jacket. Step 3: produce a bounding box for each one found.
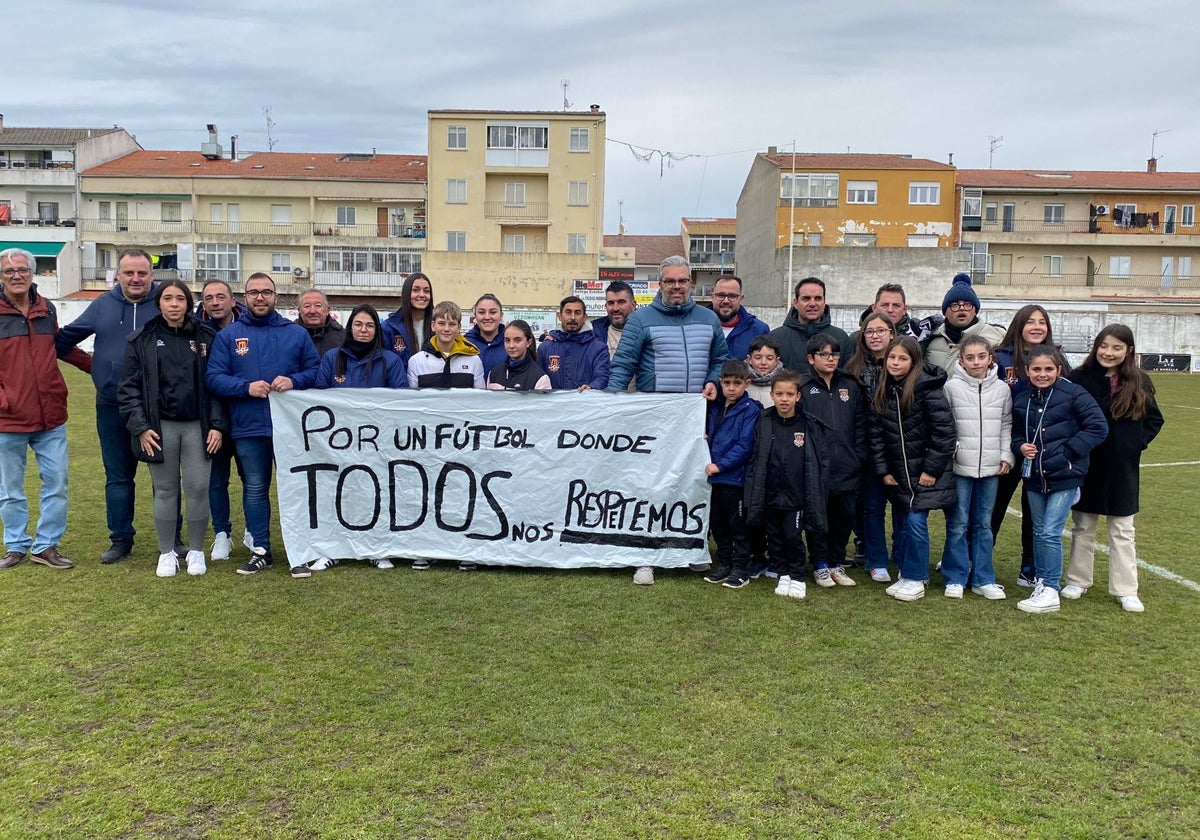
[608,255,729,585]
[537,295,609,390]
[206,273,320,578]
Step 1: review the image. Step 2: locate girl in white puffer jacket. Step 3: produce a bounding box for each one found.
[940,336,1014,600]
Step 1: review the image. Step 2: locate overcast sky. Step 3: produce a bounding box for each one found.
[10,0,1199,235]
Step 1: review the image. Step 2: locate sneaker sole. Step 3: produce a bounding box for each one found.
[1017,603,1060,613]
[972,589,1008,600]
[892,591,925,602]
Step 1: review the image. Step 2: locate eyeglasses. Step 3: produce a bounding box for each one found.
[245,289,276,298]
[947,301,976,311]
[711,292,741,301]
[1,267,32,277]
[813,352,841,359]
[864,328,892,337]
[660,279,691,287]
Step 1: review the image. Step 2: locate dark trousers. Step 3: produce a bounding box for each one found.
[990,469,1034,578]
[824,490,857,566]
[709,484,752,573]
[764,508,826,579]
[96,402,140,544]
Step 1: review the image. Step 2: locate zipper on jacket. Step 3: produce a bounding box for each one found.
[977,380,984,476]
[895,389,916,508]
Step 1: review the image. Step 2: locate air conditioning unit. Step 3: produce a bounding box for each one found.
[1095,204,1110,215]
[292,266,310,279]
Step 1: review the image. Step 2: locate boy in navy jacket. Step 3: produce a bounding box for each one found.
[703,360,760,588]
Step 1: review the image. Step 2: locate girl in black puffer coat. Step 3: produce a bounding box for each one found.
[869,337,956,602]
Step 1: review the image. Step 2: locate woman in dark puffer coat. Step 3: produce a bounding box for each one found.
[869,336,956,602]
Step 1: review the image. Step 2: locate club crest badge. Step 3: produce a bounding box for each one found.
[839,388,849,403]
[199,342,208,358]
[189,340,198,354]
[793,432,805,448]
[393,336,406,353]
[234,337,250,356]
[548,355,561,373]
[334,374,346,384]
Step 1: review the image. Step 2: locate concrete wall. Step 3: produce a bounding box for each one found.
[733,155,780,303]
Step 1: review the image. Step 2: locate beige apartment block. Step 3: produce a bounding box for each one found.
[424,109,606,306]
[79,140,426,298]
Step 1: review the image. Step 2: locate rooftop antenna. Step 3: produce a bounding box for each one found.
[988,135,1004,169]
[561,79,572,111]
[1151,128,1171,160]
[618,200,625,236]
[263,106,277,151]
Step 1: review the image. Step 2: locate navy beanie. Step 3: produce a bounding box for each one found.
[942,272,981,313]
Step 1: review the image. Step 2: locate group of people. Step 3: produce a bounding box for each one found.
[0,247,1163,613]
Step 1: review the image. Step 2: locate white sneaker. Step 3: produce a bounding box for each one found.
[1060,584,1087,600]
[813,567,835,588]
[156,550,178,578]
[788,579,807,600]
[870,568,892,583]
[890,578,925,602]
[774,575,793,597]
[971,583,1007,600]
[210,531,233,561]
[185,550,206,576]
[944,584,964,599]
[1118,594,1145,613]
[1017,580,1061,613]
[633,566,655,585]
[370,558,395,570]
[885,578,903,596]
[830,566,856,587]
[309,557,339,572]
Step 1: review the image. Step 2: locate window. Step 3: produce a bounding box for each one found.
[567,234,588,254]
[844,233,876,247]
[806,233,822,246]
[984,203,998,222]
[503,234,525,253]
[447,126,467,150]
[98,201,111,221]
[336,206,357,226]
[1182,205,1195,227]
[1180,257,1192,279]
[781,173,838,207]
[487,125,516,149]
[271,253,291,272]
[270,204,292,225]
[446,179,467,204]
[568,181,589,206]
[1043,204,1065,225]
[487,125,548,150]
[161,202,182,223]
[1114,203,1136,227]
[518,126,547,149]
[1165,205,1177,234]
[99,248,114,269]
[38,202,59,222]
[907,235,939,248]
[447,231,466,251]
[1043,255,1063,276]
[1109,256,1131,278]
[196,243,239,283]
[846,180,878,204]
[569,128,589,152]
[908,182,941,205]
[210,203,223,223]
[504,182,526,206]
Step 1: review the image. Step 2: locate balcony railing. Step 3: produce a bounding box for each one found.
[78,218,426,239]
[483,201,550,220]
[973,218,1200,236]
[0,217,75,227]
[986,271,1200,289]
[0,160,74,170]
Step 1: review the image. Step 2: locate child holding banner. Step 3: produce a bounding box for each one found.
[702,359,760,589]
[315,304,409,391]
[743,369,828,601]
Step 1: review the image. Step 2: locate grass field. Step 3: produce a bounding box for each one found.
[1,368,1197,839]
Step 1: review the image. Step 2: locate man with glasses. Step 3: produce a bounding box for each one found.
[0,249,92,571]
[923,273,1005,372]
[709,275,769,361]
[608,255,729,585]
[57,248,162,564]
[206,273,320,578]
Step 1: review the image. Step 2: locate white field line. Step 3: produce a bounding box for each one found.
[1165,404,1200,411]
[1141,461,1200,468]
[1004,506,1200,593]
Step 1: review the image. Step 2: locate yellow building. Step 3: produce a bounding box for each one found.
[423,108,607,305]
[79,143,426,298]
[958,165,1200,299]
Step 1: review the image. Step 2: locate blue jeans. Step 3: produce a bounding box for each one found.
[208,443,243,535]
[895,508,930,582]
[235,436,274,557]
[943,475,999,587]
[0,424,69,554]
[96,402,139,544]
[1025,488,1074,590]
[862,474,900,571]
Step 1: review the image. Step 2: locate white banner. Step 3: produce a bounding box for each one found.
[269,389,712,568]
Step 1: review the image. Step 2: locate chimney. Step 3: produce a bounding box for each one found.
[0,113,5,133]
[589,104,600,113]
[230,135,237,160]
[1147,157,1158,174]
[767,145,777,156]
[948,152,954,166]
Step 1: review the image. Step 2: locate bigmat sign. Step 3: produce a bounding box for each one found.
[270,389,711,568]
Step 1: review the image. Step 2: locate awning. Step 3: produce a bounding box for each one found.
[0,242,65,257]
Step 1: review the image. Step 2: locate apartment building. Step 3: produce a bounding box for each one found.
[79,134,426,298]
[958,164,1200,299]
[680,216,735,294]
[0,117,140,295]
[423,108,607,305]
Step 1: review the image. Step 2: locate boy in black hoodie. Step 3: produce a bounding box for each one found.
[744,369,828,600]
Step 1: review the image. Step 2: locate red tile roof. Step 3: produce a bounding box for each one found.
[603,234,685,266]
[958,168,1200,192]
[82,150,428,182]
[762,152,953,171]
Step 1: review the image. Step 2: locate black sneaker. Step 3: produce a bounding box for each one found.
[851,537,866,565]
[703,565,731,584]
[236,555,273,575]
[99,541,133,564]
[1017,570,1037,589]
[722,573,751,589]
[290,563,312,579]
[458,560,477,571]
